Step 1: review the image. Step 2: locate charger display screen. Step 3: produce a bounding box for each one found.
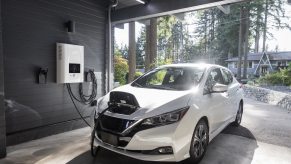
[69,63,80,73]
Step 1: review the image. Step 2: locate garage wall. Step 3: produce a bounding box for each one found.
[2,0,108,145]
[0,0,6,157]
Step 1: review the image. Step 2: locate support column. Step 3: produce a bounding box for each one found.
[128,22,136,82]
[145,18,157,72]
[145,25,151,72]
[0,0,6,157]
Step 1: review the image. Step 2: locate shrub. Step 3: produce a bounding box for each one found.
[258,67,291,86]
[247,81,255,86]
[114,56,128,85]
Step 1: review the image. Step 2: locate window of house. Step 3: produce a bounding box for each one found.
[248,61,253,68]
[277,61,287,66]
[228,63,231,69]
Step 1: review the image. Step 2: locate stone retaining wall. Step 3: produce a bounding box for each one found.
[243,85,291,111]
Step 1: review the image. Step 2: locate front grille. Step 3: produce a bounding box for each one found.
[98,115,135,134]
[95,115,136,147]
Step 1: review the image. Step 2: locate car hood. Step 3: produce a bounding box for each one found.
[97,84,198,120]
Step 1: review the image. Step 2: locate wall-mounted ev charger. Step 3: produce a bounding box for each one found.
[56,43,97,127]
[56,43,84,83]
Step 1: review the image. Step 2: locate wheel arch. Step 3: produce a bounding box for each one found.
[240,99,244,111]
[200,116,209,132]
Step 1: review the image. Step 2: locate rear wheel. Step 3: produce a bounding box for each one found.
[232,103,243,127]
[188,119,209,164]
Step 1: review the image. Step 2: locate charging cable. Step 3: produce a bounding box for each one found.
[66,70,98,127]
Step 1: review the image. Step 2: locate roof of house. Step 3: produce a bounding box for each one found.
[225,51,291,62]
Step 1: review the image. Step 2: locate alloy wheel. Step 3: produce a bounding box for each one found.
[192,124,208,158]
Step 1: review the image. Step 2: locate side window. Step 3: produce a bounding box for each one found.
[227,70,233,83]
[210,68,224,84]
[146,69,167,85]
[221,69,233,85]
[203,68,224,94]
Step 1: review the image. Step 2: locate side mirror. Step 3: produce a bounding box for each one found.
[212,83,228,93]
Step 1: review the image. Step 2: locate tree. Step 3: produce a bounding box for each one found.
[114,55,128,85]
[250,0,291,52]
[191,0,290,70]
[243,6,250,79]
[136,27,146,69]
[157,16,177,62]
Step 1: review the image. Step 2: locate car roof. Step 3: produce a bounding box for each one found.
[157,63,225,70]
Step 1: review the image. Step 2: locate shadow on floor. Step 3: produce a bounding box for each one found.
[68,125,258,164]
[222,125,256,140]
[67,148,171,164]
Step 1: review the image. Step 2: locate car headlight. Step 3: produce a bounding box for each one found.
[141,106,189,126]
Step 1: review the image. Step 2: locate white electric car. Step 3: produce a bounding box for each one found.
[91,63,243,163]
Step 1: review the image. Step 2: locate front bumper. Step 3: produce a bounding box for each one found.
[93,109,198,162]
[94,138,176,161]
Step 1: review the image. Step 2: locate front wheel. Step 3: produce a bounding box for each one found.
[91,127,100,157]
[232,103,243,127]
[188,119,209,164]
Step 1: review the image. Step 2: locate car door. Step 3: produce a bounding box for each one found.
[202,68,229,134]
[221,68,240,119]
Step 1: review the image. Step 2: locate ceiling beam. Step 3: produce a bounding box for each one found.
[111,0,248,24]
[217,5,230,14]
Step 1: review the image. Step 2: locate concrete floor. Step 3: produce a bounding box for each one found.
[1,98,291,164]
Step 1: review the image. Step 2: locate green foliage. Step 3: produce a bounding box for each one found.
[247,80,255,86]
[136,27,146,68]
[148,69,167,85]
[157,16,178,61]
[114,56,128,85]
[114,42,128,59]
[192,0,290,64]
[134,72,143,79]
[258,64,291,86]
[156,57,173,66]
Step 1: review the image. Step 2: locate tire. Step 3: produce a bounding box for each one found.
[187,119,209,164]
[232,103,243,127]
[91,126,100,157]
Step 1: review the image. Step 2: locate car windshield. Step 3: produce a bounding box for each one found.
[132,67,205,90]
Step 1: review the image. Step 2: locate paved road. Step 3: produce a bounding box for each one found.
[223,98,291,148]
[1,98,291,164]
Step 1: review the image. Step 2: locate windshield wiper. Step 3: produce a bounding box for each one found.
[132,82,143,88]
[146,85,176,90]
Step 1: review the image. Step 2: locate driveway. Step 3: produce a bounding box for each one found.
[1,98,291,164]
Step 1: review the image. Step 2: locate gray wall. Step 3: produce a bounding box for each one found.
[0,0,6,158]
[1,0,108,146]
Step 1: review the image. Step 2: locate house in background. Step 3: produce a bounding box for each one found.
[226,51,291,77]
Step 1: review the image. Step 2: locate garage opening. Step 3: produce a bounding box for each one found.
[0,0,291,163]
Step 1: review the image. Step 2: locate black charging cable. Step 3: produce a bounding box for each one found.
[67,70,97,105]
[66,70,98,127]
[66,84,91,127]
[79,70,97,104]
